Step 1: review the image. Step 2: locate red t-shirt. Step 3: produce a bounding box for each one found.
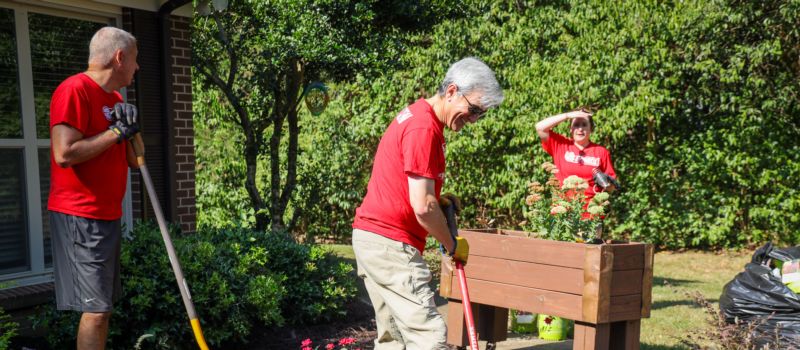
[541,130,616,203]
[48,73,129,220]
[353,99,446,253]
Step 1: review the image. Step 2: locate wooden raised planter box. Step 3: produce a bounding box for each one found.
[439,229,654,350]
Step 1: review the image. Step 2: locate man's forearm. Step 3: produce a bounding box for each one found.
[53,128,119,167]
[414,195,455,253]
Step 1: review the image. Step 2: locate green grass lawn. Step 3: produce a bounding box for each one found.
[326,244,754,349]
[641,250,751,349]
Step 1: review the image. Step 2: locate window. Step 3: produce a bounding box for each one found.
[0,3,120,284]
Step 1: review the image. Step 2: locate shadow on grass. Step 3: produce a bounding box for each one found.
[652,298,717,310]
[653,276,698,288]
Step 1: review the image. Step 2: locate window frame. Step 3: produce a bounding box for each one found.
[0,1,131,287]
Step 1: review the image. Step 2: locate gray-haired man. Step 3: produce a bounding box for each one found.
[49,26,140,350]
[352,57,504,349]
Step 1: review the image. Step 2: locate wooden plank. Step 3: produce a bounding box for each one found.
[608,295,644,322]
[574,322,610,350]
[607,244,645,270]
[641,244,655,318]
[582,245,613,323]
[446,299,467,347]
[439,259,454,298]
[459,230,586,268]
[448,278,585,321]
[597,247,614,324]
[609,270,642,296]
[464,255,584,294]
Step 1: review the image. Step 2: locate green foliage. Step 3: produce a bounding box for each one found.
[192,0,461,230]
[34,223,356,349]
[195,0,800,249]
[289,0,800,249]
[0,307,18,350]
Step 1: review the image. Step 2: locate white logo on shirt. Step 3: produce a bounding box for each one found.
[84,298,96,304]
[396,108,413,124]
[103,105,113,122]
[564,151,600,167]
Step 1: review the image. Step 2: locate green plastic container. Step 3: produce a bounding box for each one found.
[537,314,572,341]
[510,309,536,334]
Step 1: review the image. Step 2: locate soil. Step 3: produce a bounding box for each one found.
[250,300,378,349]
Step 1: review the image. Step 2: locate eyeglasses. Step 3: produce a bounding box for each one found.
[462,95,487,119]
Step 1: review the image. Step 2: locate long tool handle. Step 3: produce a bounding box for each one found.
[443,204,479,350]
[131,134,210,350]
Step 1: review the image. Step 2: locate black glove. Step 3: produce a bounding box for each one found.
[438,193,461,214]
[108,103,139,143]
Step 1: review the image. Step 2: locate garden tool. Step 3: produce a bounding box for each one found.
[441,198,479,350]
[592,168,620,194]
[130,133,210,350]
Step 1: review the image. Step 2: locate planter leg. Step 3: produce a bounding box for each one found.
[447,298,468,347]
[573,322,610,350]
[477,306,508,343]
[609,320,640,350]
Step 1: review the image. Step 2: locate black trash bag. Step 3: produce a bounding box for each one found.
[719,243,800,348]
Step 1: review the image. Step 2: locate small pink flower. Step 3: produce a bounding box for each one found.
[301,338,313,347]
[338,337,356,346]
[302,347,312,350]
[326,343,335,350]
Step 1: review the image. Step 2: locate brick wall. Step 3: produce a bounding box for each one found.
[170,16,196,233]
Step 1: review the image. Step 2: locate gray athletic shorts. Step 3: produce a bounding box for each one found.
[50,211,122,313]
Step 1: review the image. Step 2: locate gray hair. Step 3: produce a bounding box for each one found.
[437,57,504,109]
[88,27,137,66]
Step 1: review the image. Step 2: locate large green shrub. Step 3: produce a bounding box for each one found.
[34,223,356,349]
[291,0,800,249]
[195,0,799,249]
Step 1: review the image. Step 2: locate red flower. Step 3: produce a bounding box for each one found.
[338,337,356,346]
[326,344,335,350]
[301,338,313,347]
[302,347,312,350]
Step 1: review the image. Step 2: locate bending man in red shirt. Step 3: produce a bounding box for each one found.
[49,27,140,350]
[535,109,617,205]
[352,57,504,349]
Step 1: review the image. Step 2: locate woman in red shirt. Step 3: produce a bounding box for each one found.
[535,108,617,204]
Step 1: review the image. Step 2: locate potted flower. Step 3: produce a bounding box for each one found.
[523,161,610,243]
[522,162,613,340]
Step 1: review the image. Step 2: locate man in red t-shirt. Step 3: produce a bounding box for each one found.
[49,27,140,350]
[352,57,504,349]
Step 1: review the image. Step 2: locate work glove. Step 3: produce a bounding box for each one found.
[108,102,140,143]
[438,192,461,214]
[449,236,470,264]
[438,192,469,264]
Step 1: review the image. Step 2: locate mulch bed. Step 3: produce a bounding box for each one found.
[250,300,378,349]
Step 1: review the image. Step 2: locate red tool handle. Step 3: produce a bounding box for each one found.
[443,203,479,350]
[456,261,479,349]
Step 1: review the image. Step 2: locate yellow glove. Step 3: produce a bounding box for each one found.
[450,236,470,264]
[438,193,461,214]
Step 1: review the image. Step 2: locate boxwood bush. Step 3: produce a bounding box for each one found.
[34,222,356,349]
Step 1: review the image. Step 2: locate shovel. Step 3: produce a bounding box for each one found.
[131,133,210,350]
[442,202,479,350]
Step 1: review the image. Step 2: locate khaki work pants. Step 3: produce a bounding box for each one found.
[352,229,448,350]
